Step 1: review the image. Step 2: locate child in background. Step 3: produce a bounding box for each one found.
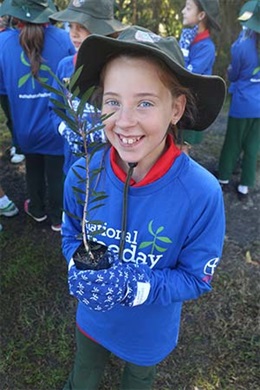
[0,10,24,164]
[61,26,226,389]
[0,0,75,232]
[49,0,127,175]
[218,0,260,199]
[179,0,221,153]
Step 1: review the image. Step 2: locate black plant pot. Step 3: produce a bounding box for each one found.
[73,241,113,270]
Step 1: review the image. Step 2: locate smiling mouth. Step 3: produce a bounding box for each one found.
[119,135,142,145]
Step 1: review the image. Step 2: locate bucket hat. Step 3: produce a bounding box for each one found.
[197,0,221,31]
[238,0,260,33]
[50,0,127,36]
[74,26,226,131]
[0,0,57,23]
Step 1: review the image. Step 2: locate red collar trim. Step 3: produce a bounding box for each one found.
[110,135,181,187]
[192,29,210,44]
[73,53,78,66]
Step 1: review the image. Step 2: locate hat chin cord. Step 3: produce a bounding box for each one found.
[119,162,138,260]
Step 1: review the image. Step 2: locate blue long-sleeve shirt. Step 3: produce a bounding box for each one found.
[228,30,260,118]
[62,146,225,366]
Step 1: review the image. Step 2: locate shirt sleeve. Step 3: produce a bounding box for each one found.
[146,185,225,304]
[186,41,215,74]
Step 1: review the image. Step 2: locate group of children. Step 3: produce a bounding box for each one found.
[0,0,259,388]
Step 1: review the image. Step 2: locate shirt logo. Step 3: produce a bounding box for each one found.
[204,257,220,276]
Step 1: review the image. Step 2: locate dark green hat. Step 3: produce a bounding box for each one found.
[0,0,57,23]
[238,0,260,33]
[75,26,226,131]
[198,0,221,31]
[50,0,127,36]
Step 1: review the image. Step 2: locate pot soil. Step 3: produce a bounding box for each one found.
[73,240,113,270]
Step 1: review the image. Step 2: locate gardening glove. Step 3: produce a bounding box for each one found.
[68,260,152,312]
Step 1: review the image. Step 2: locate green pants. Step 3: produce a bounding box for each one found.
[183,129,204,145]
[218,117,260,187]
[63,327,156,390]
[25,154,64,225]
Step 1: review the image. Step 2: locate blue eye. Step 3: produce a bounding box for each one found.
[106,99,120,107]
[140,101,153,108]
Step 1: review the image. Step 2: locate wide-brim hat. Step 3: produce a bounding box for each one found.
[198,0,221,31]
[74,26,226,131]
[0,0,57,24]
[238,0,260,33]
[50,0,127,36]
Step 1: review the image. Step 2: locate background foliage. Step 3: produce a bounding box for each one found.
[55,0,246,79]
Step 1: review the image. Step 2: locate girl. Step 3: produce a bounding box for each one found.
[49,0,127,175]
[179,0,221,152]
[0,0,75,231]
[62,26,226,389]
[218,0,260,199]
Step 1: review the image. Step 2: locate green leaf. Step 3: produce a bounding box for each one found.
[139,241,153,249]
[21,51,30,66]
[154,244,167,252]
[72,186,85,195]
[39,64,52,72]
[156,236,172,243]
[71,168,85,181]
[68,65,84,92]
[155,226,164,234]
[38,77,48,83]
[148,220,156,236]
[18,73,31,88]
[64,210,82,221]
[252,66,260,75]
[77,86,95,116]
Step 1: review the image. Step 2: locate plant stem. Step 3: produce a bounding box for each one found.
[81,120,94,260]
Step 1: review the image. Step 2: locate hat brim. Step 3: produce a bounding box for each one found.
[75,35,226,131]
[50,8,127,36]
[0,6,55,23]
[238,0,260,33]
[207,15,221,31]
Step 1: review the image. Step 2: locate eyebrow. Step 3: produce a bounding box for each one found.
[103,92,160,98]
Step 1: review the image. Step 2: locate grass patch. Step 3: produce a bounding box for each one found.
[0,106,259,389]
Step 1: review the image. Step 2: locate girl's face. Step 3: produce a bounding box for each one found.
[182,0,204,27]
[69,22,90,50]
[101,56,185,179]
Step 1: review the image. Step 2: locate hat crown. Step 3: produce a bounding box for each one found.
[238,0,260,33]
[0,0,56,22]
[198,0,220,19]
[68,0,114,19]
[117,26,185,68]
[11,0,49,10]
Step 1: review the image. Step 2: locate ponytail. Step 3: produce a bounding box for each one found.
[19,23,45,78]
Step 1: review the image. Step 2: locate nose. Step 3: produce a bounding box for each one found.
[70,26,78,37]
[115,106,137,128]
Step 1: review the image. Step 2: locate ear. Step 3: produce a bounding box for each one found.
[171,95,186,125]
[198,11,206,22]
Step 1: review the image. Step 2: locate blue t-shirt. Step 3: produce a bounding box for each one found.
[0,26,75,154]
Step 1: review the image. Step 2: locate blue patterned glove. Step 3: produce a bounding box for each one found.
[68,260,152,311]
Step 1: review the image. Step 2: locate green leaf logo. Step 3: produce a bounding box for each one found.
[18,52,53,89]
[138,220,172,254]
